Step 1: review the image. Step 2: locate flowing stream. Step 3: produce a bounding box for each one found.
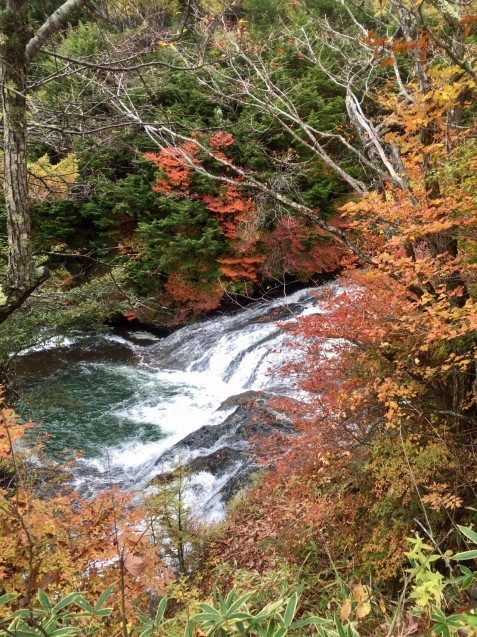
[16,286,332,519]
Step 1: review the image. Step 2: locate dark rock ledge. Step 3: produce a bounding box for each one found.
[154,390,295,505]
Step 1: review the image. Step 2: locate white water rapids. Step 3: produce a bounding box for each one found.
[18,285,338,520]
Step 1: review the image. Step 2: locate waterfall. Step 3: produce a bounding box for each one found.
[17,285,336,520]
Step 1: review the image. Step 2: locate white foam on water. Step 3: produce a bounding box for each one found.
[73,363,239,494]
[299,306,326,317]
[126,330,162,342]
[19,335,78,354]
[17,330,144,357]
[28,284,346,519]
[186,470,230,522]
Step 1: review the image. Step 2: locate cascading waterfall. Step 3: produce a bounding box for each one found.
[17,285,336,520]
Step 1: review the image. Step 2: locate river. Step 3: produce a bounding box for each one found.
[15,286,333,519]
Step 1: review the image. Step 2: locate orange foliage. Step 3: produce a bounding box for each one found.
[164,274,225,321]
[144,142,201,194]
[145,134,266,300]
[263,216,348,277]
[0,396,172,631]
[203,51,477,585]
[145,133,348,308]
[0,392,30,458]
[202,184,254,241]
[217,255,264,281]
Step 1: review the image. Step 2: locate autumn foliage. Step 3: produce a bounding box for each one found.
[198,14,477,596]
[0,153,78,204]
[144,133,345,317]
[0,392,171,634]
[3,0,477,634]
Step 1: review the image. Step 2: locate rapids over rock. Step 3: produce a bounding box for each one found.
[16,285,340,521]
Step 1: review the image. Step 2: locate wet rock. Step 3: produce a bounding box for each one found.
[219,390,276,409]
[187,447,241,474]
[154,390,294,507]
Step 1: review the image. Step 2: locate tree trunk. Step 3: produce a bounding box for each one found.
[0,0,35,294]
[0,0,89,326]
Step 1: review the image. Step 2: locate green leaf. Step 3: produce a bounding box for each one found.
[198,603,220,617]
[336,620,347,637]
[184,619,195,637]
[446,575,465,584]
[458,525,477,545]
[10,609,31,619]
[431,607,447,622]
[218,591,226,615]
[94,584,115,611]
[205,619,225,637]
[227,592,255,615]
[139,628,153,637]
[50,628,81,637]
[193,612,220,623]
[284,593,298,627]
[460,614,477,628]
[229,612,253,621]
[225,589,235,609]
[463,574,474,589]
[38,589,52,611]
[52,592,81,614]
[445,614,467,628]
[290,616,328,629]
[74,597,93,613]
[254,626,269,637]
[41,617,56,632]
[254,599,286,621]
[60,612,97,619]
[154,596,168,625]
[0,593,18,605]
[452,550,477,561]
[432,624,450,637]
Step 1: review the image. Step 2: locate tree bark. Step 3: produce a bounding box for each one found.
[0,0,89,325]
[0,0,35,294]
[26,0,90,62]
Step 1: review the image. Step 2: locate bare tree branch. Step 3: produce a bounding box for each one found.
[26,0,91,62]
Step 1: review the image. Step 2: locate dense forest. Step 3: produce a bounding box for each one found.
[1,0,477,635]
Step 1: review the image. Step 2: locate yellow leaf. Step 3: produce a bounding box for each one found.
[352,584,369,603]
[340,599,352,623]
[356,602,371,619]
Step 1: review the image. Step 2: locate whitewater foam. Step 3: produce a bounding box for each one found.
[21,284,343,519]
